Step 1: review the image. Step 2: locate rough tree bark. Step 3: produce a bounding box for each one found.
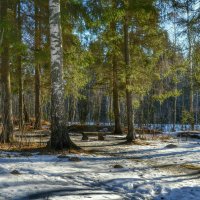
[17,0,24,130]
[124,11,136,142]
[186,0,194,130]
[49,0,78,150]
[112,56,123,134]
[0,0,13,143]
[110,1,123,134]
[23,96,30,123]
[34,0,42,129]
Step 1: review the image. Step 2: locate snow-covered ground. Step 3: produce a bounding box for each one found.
[0,135,200,200]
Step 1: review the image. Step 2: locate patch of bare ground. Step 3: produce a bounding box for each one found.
[181,164,200,171]
[119,139,150,146]
[154,135,173,141]
[138,134,173,142]
[143,159,200,176]
[84,148,109,155]
[0,143,46,152]
[159,164,200,177]
[150,162,181,171]
[0,142,84,155]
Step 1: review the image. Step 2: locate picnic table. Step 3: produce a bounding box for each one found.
[81,131,112,141]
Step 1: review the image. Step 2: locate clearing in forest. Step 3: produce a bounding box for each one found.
[0,134,200,200]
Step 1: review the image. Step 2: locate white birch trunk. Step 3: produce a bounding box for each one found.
[49,0,65,148]
[49,0,78,150]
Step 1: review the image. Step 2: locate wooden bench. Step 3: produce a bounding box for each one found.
[177,131,200,140]
[81,132,111,141]
[13,130,50,145]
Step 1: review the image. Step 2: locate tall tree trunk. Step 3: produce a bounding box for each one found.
[0,0,13,143]
[110,1,123,134]
[17,0,23,130]
[195,92,198,125]
[112,56,123,134]
[124,13,135,142]
[34,0,42,129]
[172,6,177,132]
[72,98,77,123]
[173,95,177,131]
[186,0,194,130]
[49,0,78,150]
[100,94,109,124]
[23,95,30,123]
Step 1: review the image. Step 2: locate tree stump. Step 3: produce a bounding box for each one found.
[82,134,89,141]
[98,133,104,141]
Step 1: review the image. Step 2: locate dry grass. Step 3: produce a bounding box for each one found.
[132,140,150,145]
[120,139,150,146]
[0,142,46,152]
[138,135,148,140]
[42,120,51,126]
[151,135,173,141]
[84,148,106,155]
[0,142,84,156]
[135,128,162,135]
[181,164,200,170]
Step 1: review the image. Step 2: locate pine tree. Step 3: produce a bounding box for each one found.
[16,0,24,130]
[123,6,135,141]
[34,0,42,129]
[0,0,13,143]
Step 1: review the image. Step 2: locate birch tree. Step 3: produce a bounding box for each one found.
[49,0,78,150]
